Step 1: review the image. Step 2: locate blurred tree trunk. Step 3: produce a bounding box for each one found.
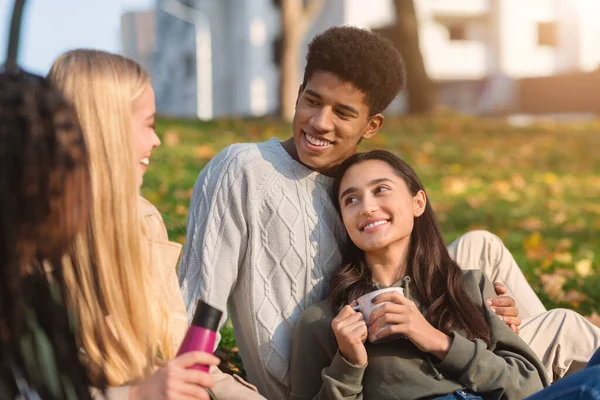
[280,0,324,121]
[393,0,437,114]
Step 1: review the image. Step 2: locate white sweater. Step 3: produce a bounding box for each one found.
[179,138,347,399]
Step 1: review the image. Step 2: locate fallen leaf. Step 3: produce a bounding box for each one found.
[553,268,576,279]
[539,257,553,270]
[523,232,548,260]
[585,312,600,328]
[194,145,216,160]
[442,177,469,195]
[523,232,542,250]
[554,252,573,264]
[556,238,573,251]
[564,289,587,304]
[539,273,567,301]
[176,204,188,215]
[492,180,511,195]
[575,259,593,278]
[466,196,485,209]
[550,211,567,226]
[164,130,181,147]
[511,174,527,190]
[542,172,559,185]
[519,217,545,231]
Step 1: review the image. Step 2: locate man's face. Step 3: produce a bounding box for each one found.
[291,71,384,175]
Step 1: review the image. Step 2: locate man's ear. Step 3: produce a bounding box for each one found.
[295,85,304,108]
[361,113,385,140]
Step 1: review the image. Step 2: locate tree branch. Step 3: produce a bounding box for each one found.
[6,0,29,72]
[299,0,324,38]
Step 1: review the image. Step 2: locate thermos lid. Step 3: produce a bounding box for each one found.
[191,300,223,331]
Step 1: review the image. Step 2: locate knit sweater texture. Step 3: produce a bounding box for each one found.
[179,138,347,399]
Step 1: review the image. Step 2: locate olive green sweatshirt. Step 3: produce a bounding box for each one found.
[289,270,549,400]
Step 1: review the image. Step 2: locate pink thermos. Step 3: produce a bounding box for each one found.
[176,300,223,372]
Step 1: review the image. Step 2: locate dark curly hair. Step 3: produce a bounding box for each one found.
[302,25,406,115]
[0,70,104,399]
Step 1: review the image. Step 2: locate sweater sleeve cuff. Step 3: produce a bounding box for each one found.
[323,350,367,388]
[437,332,477,376]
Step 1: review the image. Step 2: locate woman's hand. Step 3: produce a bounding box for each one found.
[331,304,368,366]
[129,351,220,400]
[369,292,452,360]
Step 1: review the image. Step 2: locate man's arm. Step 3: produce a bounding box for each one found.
[178,146,250,333]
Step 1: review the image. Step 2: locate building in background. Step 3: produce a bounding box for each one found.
[409,0,600,114]
[121,10,155,74]
[137,0,600,118]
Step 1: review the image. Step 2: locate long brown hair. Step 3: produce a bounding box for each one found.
[330,150,491,345]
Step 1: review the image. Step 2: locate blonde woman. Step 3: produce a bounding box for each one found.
[47,50,221,400]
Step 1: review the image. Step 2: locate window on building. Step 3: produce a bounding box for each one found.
[448,24,467,41]
[538,22,557,47]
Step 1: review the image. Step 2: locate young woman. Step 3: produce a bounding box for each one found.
[0,69,98,399]
[47,50,220,399]
[47,49,264,400]
[290,150,549,400]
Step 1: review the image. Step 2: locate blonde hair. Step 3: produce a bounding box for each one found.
[48,49,174,386]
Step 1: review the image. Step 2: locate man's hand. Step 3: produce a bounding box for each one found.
[486,282,521,334]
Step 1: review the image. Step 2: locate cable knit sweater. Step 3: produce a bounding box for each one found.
[179,138,348,399]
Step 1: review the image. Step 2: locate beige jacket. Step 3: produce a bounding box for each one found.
[96,197,264,400]
[138,196,188,346]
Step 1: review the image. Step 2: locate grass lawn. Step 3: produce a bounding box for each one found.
[142,115,600,374]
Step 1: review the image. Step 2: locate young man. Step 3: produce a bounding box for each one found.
[179,26,600,399]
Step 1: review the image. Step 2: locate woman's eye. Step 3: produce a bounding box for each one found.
[375,186,389,194]
[344,196,358,205]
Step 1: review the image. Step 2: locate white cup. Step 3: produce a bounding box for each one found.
[354,287,404,343]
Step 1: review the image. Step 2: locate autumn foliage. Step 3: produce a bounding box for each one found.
[143,115,600,374]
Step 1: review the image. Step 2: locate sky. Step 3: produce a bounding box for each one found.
[0,0,154,75]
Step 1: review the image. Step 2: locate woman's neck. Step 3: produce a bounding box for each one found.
[364,241,409,287]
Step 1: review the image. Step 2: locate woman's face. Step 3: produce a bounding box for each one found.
[338,159,425,254]
[132,84,160,188]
